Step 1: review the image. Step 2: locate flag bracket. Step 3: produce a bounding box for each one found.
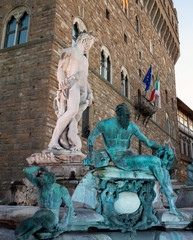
[134,95,156,126]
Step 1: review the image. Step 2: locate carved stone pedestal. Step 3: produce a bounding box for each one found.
[72,166,159,231]
[26,150,86,181]
[14,150,87,204]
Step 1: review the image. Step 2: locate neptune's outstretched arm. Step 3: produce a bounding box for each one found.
[132,124,163,149]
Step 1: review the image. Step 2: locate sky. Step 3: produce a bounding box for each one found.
[174,0,193,110]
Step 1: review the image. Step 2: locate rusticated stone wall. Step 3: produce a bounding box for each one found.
[0,0,181,198]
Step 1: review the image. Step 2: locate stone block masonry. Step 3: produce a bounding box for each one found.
[0,0,181,198]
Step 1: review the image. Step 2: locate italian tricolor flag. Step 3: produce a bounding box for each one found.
[150,73,161,108]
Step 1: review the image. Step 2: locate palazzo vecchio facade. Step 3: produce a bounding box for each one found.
[0,0,181,197]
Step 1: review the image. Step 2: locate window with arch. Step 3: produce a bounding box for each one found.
[121,67,130,99]
[139,68,142,78]
[72,22,79,46]
[137,89,142,106]
[171,98,174,110]
[100,46,112,82]
[136,16,140,34]
[106,56,111,82]
[106,9,110,20]
[165,90,168,103]
[2,7,30,48]
[82,107,90,138]
[121,0,129,16]
[100,50,105,78]
[139,51,142,60]
[166,113,170,134]
[72,18,87,46]
[150,40,154,55]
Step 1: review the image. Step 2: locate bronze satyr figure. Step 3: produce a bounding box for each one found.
[15,166,74,240]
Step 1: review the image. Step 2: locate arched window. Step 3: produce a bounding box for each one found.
[17,13,29,44]
[72,22,79,46]
[165,90,168,103]
[121,71,124,94]
[136,16,140,34]
[121,67,130,99]
[100,50,105,78]
[2,7,30,48]
[138,89,141,104]
[100,46,112,83]
[4,16,16,47]
[171,98,174,110]
[150,40,154,55]
[139,68,142,78]
[72,18,87,46]
[166,113,170,134]
[82,107,90,138]
[106,56,111,82]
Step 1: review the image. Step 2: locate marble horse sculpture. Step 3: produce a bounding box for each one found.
[48,31,96,152]
[15,166,74,240]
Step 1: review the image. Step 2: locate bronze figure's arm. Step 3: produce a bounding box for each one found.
[24,166,47,187]
[133,124,163,150]
[56,186,74,231]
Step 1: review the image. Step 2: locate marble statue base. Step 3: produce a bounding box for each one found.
[26,150,86,180]
[13,151,87,205]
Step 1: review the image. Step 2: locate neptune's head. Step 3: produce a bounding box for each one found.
[115,103,130,129]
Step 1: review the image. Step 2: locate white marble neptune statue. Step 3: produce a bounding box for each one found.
[48,31,96,152]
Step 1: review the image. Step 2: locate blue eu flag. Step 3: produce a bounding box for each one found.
[143,65,152,91]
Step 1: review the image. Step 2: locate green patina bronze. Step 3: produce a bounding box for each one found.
[72,166,159,231]
[98,177,158,231]
[186,160,193,186]
[15,103,183,238]
[83,103,183,221]
[15,166,74,240]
